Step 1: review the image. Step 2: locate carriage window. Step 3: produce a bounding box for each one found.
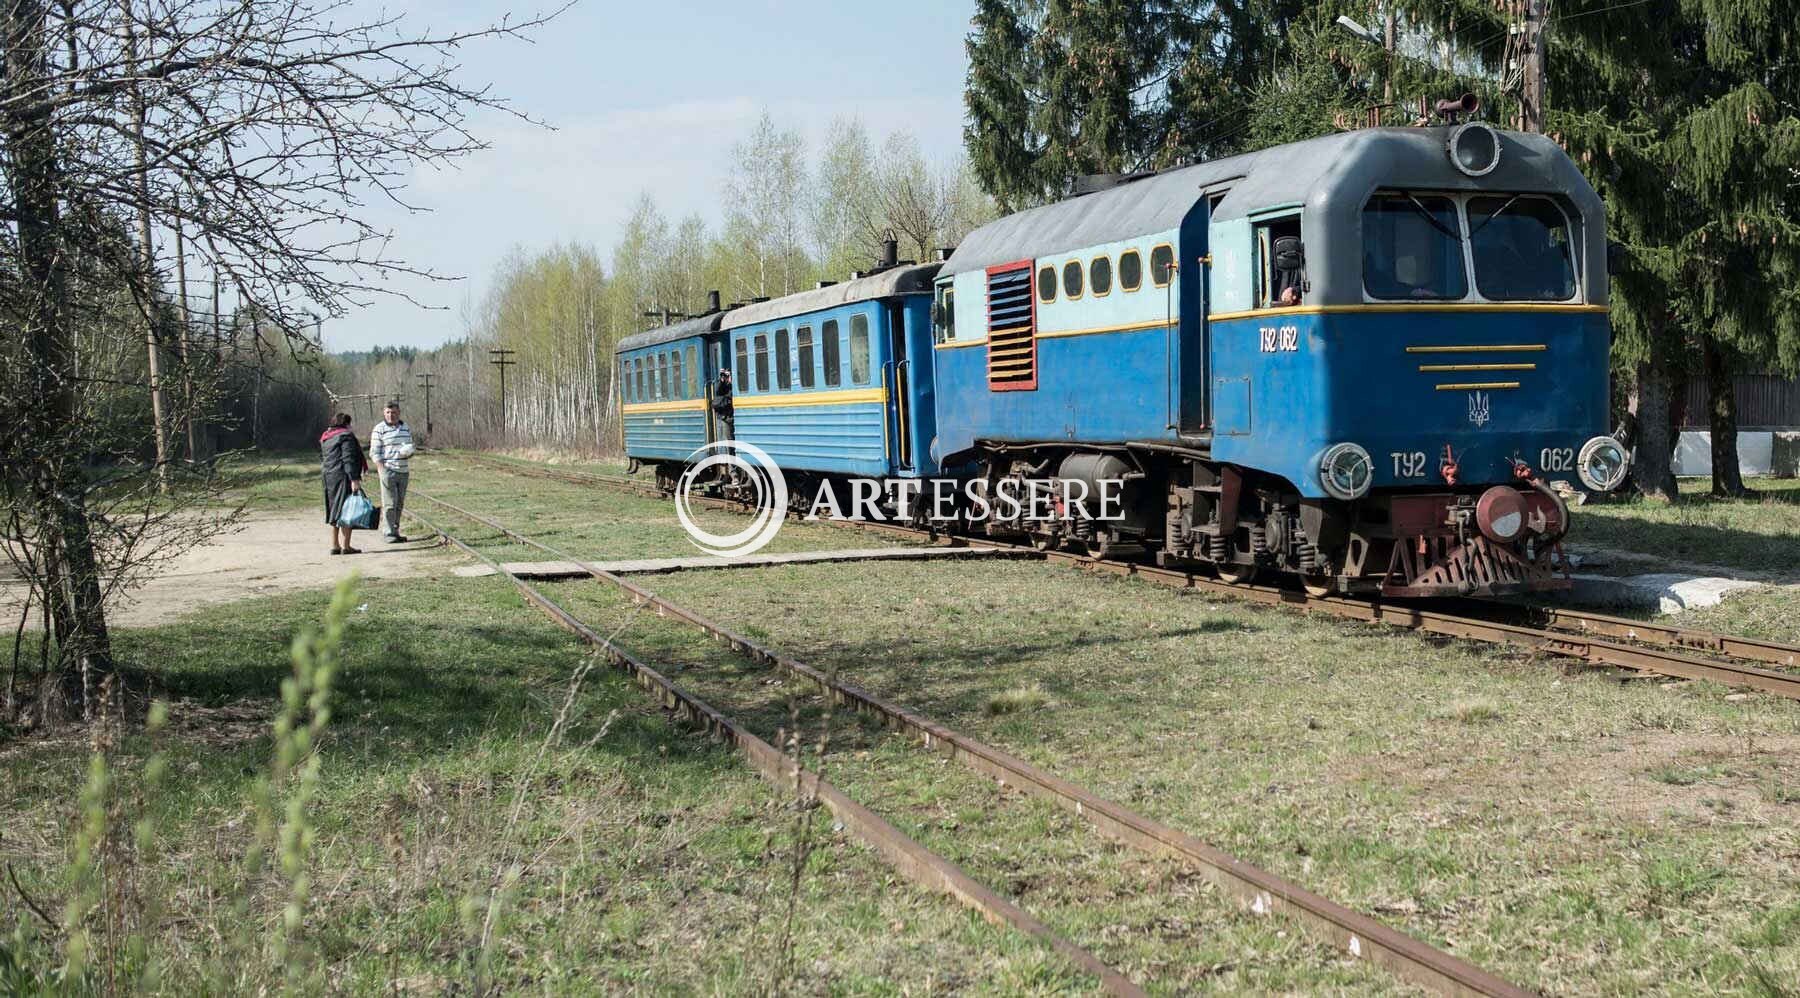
[849,314,871,385]
[1363,194,1468,300]
[1062,261,1084,299]
[635,358,645,402]
[734,338,749,389]
[685,344,698,397]
[797,326,816,388]
[1090,256,1113,296]
[753,333,770,392]
[659,354,671,400]
[1468,196,1577,301]
[775,327,792,389]
[1119,250,1143,291]
[1037,266,1056,303]
[619,359,631,403]
[822,320,842,387]
[933,286,956,343]
[673,350,686,399]
[1150,244,1175,287]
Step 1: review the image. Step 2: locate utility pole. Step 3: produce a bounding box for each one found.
[490,348,516,442]
[1383,10,1396,104]
[1520,0,1547,133]
[416,372,436,438]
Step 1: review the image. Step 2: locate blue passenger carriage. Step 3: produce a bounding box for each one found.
[933,120,1628,594]
[616,310,726,490]
[716,263,943,500]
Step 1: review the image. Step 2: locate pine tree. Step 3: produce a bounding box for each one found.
[1536,0,1800,498]
[965,0,1045,210]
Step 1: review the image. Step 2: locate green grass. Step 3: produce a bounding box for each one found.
[406,453,916,563]
[16,450,1800,994]
[1,464,1094,993]
[1569,477,1800,576]
[590,558,1800,995]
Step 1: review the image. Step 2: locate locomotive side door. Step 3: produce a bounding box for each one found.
[1176,188,1229,438]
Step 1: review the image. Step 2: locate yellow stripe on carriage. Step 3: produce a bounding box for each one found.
[733,387,889,409]
[1207,303,1608,322]
[622,398,709,414]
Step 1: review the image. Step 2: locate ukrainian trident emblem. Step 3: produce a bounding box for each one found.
[1468,391,1492,428]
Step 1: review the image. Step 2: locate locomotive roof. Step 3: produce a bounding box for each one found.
[615,310,729,354]
[718,263,941,331]
[941,126,1601,277]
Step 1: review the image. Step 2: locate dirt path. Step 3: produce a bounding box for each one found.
[2,512,447,630]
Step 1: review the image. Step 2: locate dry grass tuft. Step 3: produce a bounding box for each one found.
[985,684,1051,716]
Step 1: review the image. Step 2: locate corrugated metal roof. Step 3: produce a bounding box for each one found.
[615,310,729,354]
[941,126,1600,278]
[719,264,941,330]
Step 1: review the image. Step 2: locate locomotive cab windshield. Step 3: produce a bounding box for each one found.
[1362,191,1579,303]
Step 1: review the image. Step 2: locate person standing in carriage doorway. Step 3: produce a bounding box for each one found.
[711,368,735,441]
[370,400,416,543]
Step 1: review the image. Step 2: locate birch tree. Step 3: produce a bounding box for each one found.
[0,0,554,716]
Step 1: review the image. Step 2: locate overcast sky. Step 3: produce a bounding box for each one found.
[323,0,975,353]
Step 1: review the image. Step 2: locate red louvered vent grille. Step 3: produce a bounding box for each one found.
[986,263,1036,391]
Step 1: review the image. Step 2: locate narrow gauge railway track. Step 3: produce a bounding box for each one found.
[412,487,1535,998]
[405,505,1144,997]
[446,452,1800,701]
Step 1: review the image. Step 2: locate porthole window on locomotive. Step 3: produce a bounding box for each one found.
[1118,250,1143,291]
[1062,260,1084,298]
[1037,266,1056,303]
[1090,256,1112,296]
[1150,245,1175,287]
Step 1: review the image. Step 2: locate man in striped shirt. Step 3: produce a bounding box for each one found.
[370,401,416,542]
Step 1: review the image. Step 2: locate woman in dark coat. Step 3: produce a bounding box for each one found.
[320,412,368,554]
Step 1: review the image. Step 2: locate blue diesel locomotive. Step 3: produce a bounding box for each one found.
[620,119,1629,597]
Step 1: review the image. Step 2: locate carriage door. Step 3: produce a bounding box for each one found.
[706,339,724,442]
[886,300,912,469]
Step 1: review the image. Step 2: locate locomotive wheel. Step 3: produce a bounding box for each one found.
[1029,530,1058,552]
[1216,562,1258,585]
[1086,535,1115,560]
[1301,576,1337,598]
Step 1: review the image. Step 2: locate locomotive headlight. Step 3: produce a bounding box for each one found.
[1577,435,1629,492]
[1319,443,1374,500]
[1447,121,1501,177]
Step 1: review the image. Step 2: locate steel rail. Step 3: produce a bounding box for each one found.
[414,489,1535,998]
[1054,557,1800,699]
[1458,600,1800,670]
[444,452,1800,700]
[407,504,1144,997]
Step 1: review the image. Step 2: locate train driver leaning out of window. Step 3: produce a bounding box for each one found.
[1272,234,1306,307]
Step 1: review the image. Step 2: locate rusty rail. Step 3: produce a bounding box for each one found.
[442,452,1800,701]
[414,489,1535,998]
[407,505,1144,997]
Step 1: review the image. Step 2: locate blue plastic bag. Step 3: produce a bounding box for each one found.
[337,491,379,530]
